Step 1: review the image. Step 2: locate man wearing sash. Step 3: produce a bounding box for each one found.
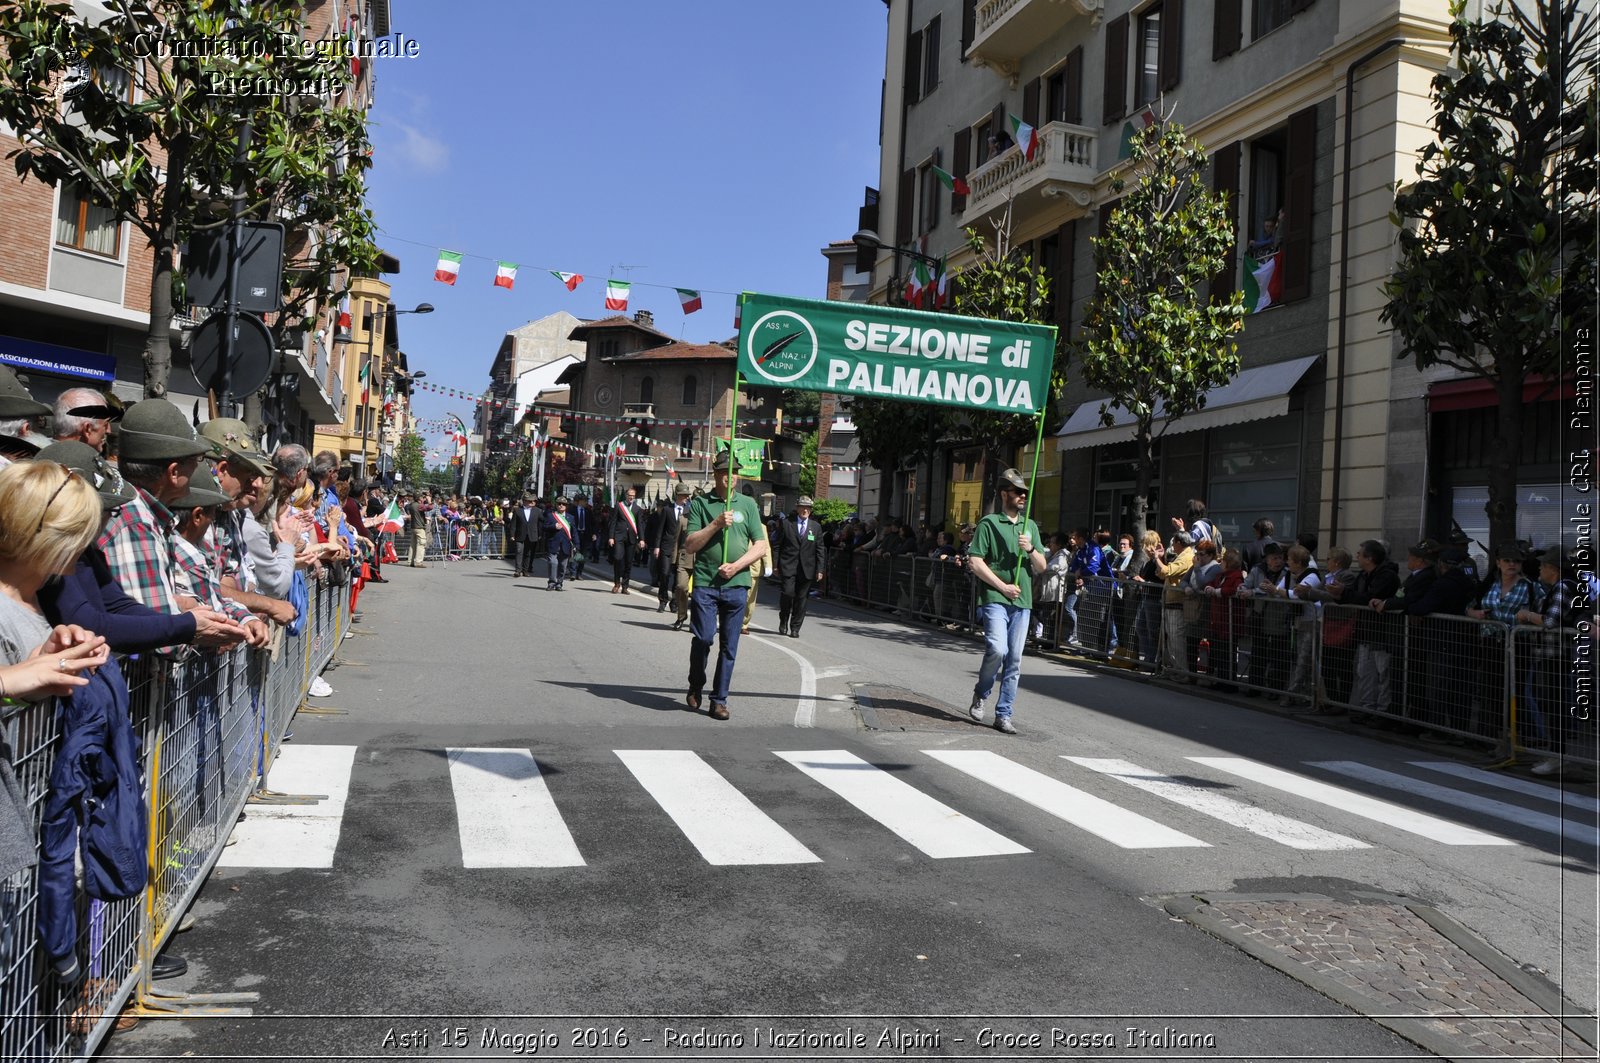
[608,485,643,594]
[544,497,575,591]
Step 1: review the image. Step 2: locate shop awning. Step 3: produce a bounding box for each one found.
[1426,374,1572,412]
[1055,353,1321,451]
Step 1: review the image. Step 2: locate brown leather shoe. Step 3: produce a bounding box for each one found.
[686,689,702,711]
[709,701,730,721]
[611,584,620,594]
[621,587,631,595]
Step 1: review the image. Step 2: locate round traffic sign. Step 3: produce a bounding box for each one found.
[189,310,275,398]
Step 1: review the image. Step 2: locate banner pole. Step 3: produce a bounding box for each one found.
[724,369,742,567]
[1016,405,1048,584]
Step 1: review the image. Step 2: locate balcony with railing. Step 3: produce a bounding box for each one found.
[966,0,1101,77]
[960,120,1099,227]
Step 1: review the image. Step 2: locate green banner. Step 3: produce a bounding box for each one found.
[736,292,1056,416]
[714,436,766,477]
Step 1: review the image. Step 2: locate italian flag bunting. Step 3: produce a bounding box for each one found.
[434,250,463,285]
[1243,251,1284,313]
[1009,114,1039,161]
[604,279,630,312]
[931,164,970,196]
[493,262,517,289]
[550,271,584,291]
[677,288,702,314]
[905,258,932,306]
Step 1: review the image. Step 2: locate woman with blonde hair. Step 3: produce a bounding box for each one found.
[1131,529,1166,663]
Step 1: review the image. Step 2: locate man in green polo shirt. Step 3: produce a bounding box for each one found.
[681,449,768,720]
[966,467,1048,734]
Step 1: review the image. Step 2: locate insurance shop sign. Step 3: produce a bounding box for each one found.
[737,294,1056,416]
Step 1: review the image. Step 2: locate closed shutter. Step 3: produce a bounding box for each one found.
[960,0,977,61]
[1064,46,1084,124]
[1288,0,1314,14]
[1209,141,1240,302]
[897,168,916,250]
[1213,0,1241,59]
[905,28,923,106]
[1159,0,1183,92]
[1103,14,1128,124]
[1054,220,1076,331]
[1023,77,1040,128]
[952,126,971,212]
[991,99,1008,144]
[1281,104,1315,302]
[855,201,879,275]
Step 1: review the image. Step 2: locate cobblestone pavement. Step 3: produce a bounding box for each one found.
[1167,892,1595,1062]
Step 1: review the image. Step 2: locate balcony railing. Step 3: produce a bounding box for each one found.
[961,120,1098,225]
[967,0,1101,76]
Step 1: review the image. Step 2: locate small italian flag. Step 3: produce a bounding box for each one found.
[379,497,404,534]
[604,279,630,312]
[934,257,951,308]
[905,258,932,305]
[677,288,702,315]
[358,359,370,404]
[1243,251,1284,313]
[493,262,517,290]
[434,250,463,285]
[931,164,969,196]
[1009,114,1039,161]
[336,294,352,337]
[550,271,583,291]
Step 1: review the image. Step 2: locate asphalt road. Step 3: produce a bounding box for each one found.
[101,557,1597,1062]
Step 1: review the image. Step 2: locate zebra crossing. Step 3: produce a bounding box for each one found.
[217,744,1594,871]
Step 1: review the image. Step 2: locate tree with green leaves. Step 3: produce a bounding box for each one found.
[1076,112,1247,543]
[0,0,380,398]
[798,430,819,496]
[395,432,425,488]
[1381,0,1596,554]
[809,497,853,525]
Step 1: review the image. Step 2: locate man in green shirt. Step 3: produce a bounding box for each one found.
[682,450,768,720]
[966,467,1048,734]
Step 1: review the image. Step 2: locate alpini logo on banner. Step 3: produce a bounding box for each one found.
[745,311,819,384]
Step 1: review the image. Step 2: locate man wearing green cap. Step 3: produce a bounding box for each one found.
[0,365,51,466]
[199,418,297,627]
[170,466,270,649]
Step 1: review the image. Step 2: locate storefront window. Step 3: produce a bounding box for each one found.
[1206,417,1300,544]
[1449,483,1565,573]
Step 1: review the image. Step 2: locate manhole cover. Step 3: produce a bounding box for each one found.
[854,683,973,732]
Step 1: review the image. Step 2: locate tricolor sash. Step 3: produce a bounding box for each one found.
[619,504,639,536]
[551,512,574,540]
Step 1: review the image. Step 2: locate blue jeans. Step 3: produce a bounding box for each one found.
[974,601,1029,720]
[689,585,749,704]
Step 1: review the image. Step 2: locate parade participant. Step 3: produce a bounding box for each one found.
[682,450,766,721]
[0,366,50,467]
[774,495,823,639]
[509,493,543,578]
[51,388,120,453]
[652,483,691,614]
[965,468,1047,735]
[608,486,644,593]
[544,497,575,591]
[571,494,594,580]
[740,510,769,636]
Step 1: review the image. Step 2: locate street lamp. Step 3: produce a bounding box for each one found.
[376,368,425,485]
[443,411,470,496]
[603,426,639,504]
[358,302,433,476]
[852,228,942,308]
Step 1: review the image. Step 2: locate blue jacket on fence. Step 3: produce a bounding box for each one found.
[38,658,147,970]
[38,545,197,654]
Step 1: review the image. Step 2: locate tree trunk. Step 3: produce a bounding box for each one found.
[1484,370,1523,555]
[1131,422,1156,545]
[142,136,191,399]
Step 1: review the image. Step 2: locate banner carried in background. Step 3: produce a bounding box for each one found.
[736,292,1055,416]
[713,436,766,477]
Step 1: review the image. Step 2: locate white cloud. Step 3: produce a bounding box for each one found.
[389,121,449,173]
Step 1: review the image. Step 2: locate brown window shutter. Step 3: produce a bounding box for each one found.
[952,126,971,212]
[897,168,916,250]
[1281,104,1316,302]
[1064,47,1084,124]
[1213,0,1241,60]
[1209,141,1240,302]
[855,201,879,274]
[991,99,1008,141]
[1022,78,1040,128]
[904,29,923,106]
[1054,220,1076,331]
[960,0,977,60]
[1288,0,1314,14]
[924,16,941,93]
[1103,15,1128,124]
[1159,0,1183,92]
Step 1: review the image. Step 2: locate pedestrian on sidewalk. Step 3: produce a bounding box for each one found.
[966,468,1047,735]
[774,495,824,638]
[682,451,767,721]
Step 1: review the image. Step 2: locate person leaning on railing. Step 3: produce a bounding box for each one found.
[1464,543,1542,737]
[1515,548,1579,776]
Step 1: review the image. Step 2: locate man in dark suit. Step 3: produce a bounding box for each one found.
[509,493,543,577]
[774,495,824,638]
[543,497,575,591]
[652,483,691,614]
[608,485,644,594]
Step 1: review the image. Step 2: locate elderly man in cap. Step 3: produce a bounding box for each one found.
[52,387,121,453]
[200,418,298,626]
[651,482,691,614]
[965,468,1047,735]
[97,398,250,656]
[773,495,824,638]
[0,365,50,466]
[681,449,767,720]
[170,465,271,649]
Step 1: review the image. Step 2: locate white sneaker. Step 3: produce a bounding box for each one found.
[308,676,333,698]
[1530,757,1560,776]
[968,694,985,722]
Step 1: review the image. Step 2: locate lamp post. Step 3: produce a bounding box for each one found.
[603,426,638,504]
[444,411,471,496]
[378,368,424,486]
[358,302,433,475]
[851,228,942,309]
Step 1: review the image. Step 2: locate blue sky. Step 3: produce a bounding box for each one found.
[366,1,888,466]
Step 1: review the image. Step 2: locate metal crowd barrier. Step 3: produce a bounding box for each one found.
[824,552,977,632]
[0,576,349,1061]
[419,521,506,562]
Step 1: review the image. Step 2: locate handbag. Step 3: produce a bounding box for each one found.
[1322,615,1355,648]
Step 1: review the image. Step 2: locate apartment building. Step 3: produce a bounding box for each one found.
[865,0,1562,560]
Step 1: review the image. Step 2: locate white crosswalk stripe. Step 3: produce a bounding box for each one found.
[1409,761,1600,815]
[448,748,585,867]
[218,744,357,869]
[1190,757,1516,846]
[927,751,1208,849]
[775,749,1029,859]
[1063,757,1369,850]
[616,750,820,866]
[1313,761,1592,845]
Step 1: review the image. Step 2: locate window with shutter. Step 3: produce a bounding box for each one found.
[682,375,698,406]
[1023,78,1040,128]
[918,162,941,235]
[896,168,916,249]
[1054,221,1076,330]
[960,0,976,61]
[1254,0,1312,39]
[1159,0,1183,92]
[904,28,923,106]
[1135,6,1162,107]
[923,16,941,97]
[975,115,995,164]
[640,377,654,404]
[1279,105,1315,302]
[1209,142,1240,301]
[1064,47,1083,124]
[952,127,971,212]
[1103,15,1128,123]
[1214,0,1242,59]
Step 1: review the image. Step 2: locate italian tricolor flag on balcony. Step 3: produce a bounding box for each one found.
[1243,251,1284,313]
[1009,114,1039,161]
[931,164,969,196]
[604,279,630,312]
[434,250,463,285]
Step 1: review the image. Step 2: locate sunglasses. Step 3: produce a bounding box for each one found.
[36,464,81,534]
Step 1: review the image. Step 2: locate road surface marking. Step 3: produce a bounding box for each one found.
[1313,761,1591,844]
[1190,758,1515,846]
[746,634,819,728]
[218,744,356,868]
[927,751,1207,849]
[1410,761,1600,815]
[1065,757,1369,850]
[447,748,585,867]
[615,750,820,865]
[776,749,1029,859]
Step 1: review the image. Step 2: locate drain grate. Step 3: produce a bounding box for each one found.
[853,683,975,732]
